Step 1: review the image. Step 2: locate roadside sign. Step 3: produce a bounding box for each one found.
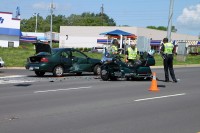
[176,42,187,62]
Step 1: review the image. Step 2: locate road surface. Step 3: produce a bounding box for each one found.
[0,67,200,133]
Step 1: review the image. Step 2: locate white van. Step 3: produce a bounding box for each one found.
[91,47,104,53]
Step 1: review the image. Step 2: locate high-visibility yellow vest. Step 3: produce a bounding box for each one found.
[127,47,137,59]
[110,45,118,54]
[164,43,174,54]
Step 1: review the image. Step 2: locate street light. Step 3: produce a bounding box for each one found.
[33,13,39,33]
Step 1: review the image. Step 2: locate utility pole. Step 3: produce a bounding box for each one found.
[167,0,174,42]
[34,13,39,33]
[50,0,55,47]
[101,4,104,26]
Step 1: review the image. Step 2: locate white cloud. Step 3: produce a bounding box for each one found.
[177,4,200,30]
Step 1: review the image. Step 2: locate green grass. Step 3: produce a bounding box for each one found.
[0,43,199,67]
[154,54,200,66]
[0,45,35,67]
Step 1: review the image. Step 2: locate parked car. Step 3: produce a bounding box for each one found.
[0,57,5,68]
[90,47,104,53]
[25,42,102,77]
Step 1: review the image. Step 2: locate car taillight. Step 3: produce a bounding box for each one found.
[40,57,49,62]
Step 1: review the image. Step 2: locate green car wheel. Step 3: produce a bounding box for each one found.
[53,65,64,77]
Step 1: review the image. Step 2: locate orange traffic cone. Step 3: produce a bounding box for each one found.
[149,72,159,91]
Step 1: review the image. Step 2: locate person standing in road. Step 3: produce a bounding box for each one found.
[125,43,138,64]
[160,38,177,83]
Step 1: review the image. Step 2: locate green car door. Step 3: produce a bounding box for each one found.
[60,51,73,72]
[71,50,92,72]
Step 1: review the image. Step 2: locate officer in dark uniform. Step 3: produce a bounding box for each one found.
[160,38,177,83]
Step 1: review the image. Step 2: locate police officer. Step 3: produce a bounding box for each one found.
[125,43,138,64]
[110,39,119,55]
[160,38,177,83]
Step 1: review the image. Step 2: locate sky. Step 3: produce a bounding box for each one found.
[1,0,200,36]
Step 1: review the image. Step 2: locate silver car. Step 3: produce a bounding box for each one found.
[0,57,5,67]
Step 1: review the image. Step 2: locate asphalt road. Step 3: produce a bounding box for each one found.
[0,67,200,133]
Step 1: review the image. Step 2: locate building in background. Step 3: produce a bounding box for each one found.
[0,11,21,47]
[0,10,199,50]
[0,9,58,46]
[59,26,199,51]
[59,26,199,50]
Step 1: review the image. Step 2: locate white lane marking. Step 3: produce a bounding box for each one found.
[0,75,26,79]
[34,86,92,93]
[134,93,186,102]
[0,80,34,84]
[0,75,33,84]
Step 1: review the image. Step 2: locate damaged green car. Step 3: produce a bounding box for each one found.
[25,42,101,77]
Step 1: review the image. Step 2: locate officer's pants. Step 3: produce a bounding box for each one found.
[163,54,176,81]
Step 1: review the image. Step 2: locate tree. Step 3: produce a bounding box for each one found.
[45,15,67,32]
[146,26,157,30]
[146,26,177,32]
[20,12,116,32]
[157,26,167,31]
[65,12,116,26]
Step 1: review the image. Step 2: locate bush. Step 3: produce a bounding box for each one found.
[86,48,92,52]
